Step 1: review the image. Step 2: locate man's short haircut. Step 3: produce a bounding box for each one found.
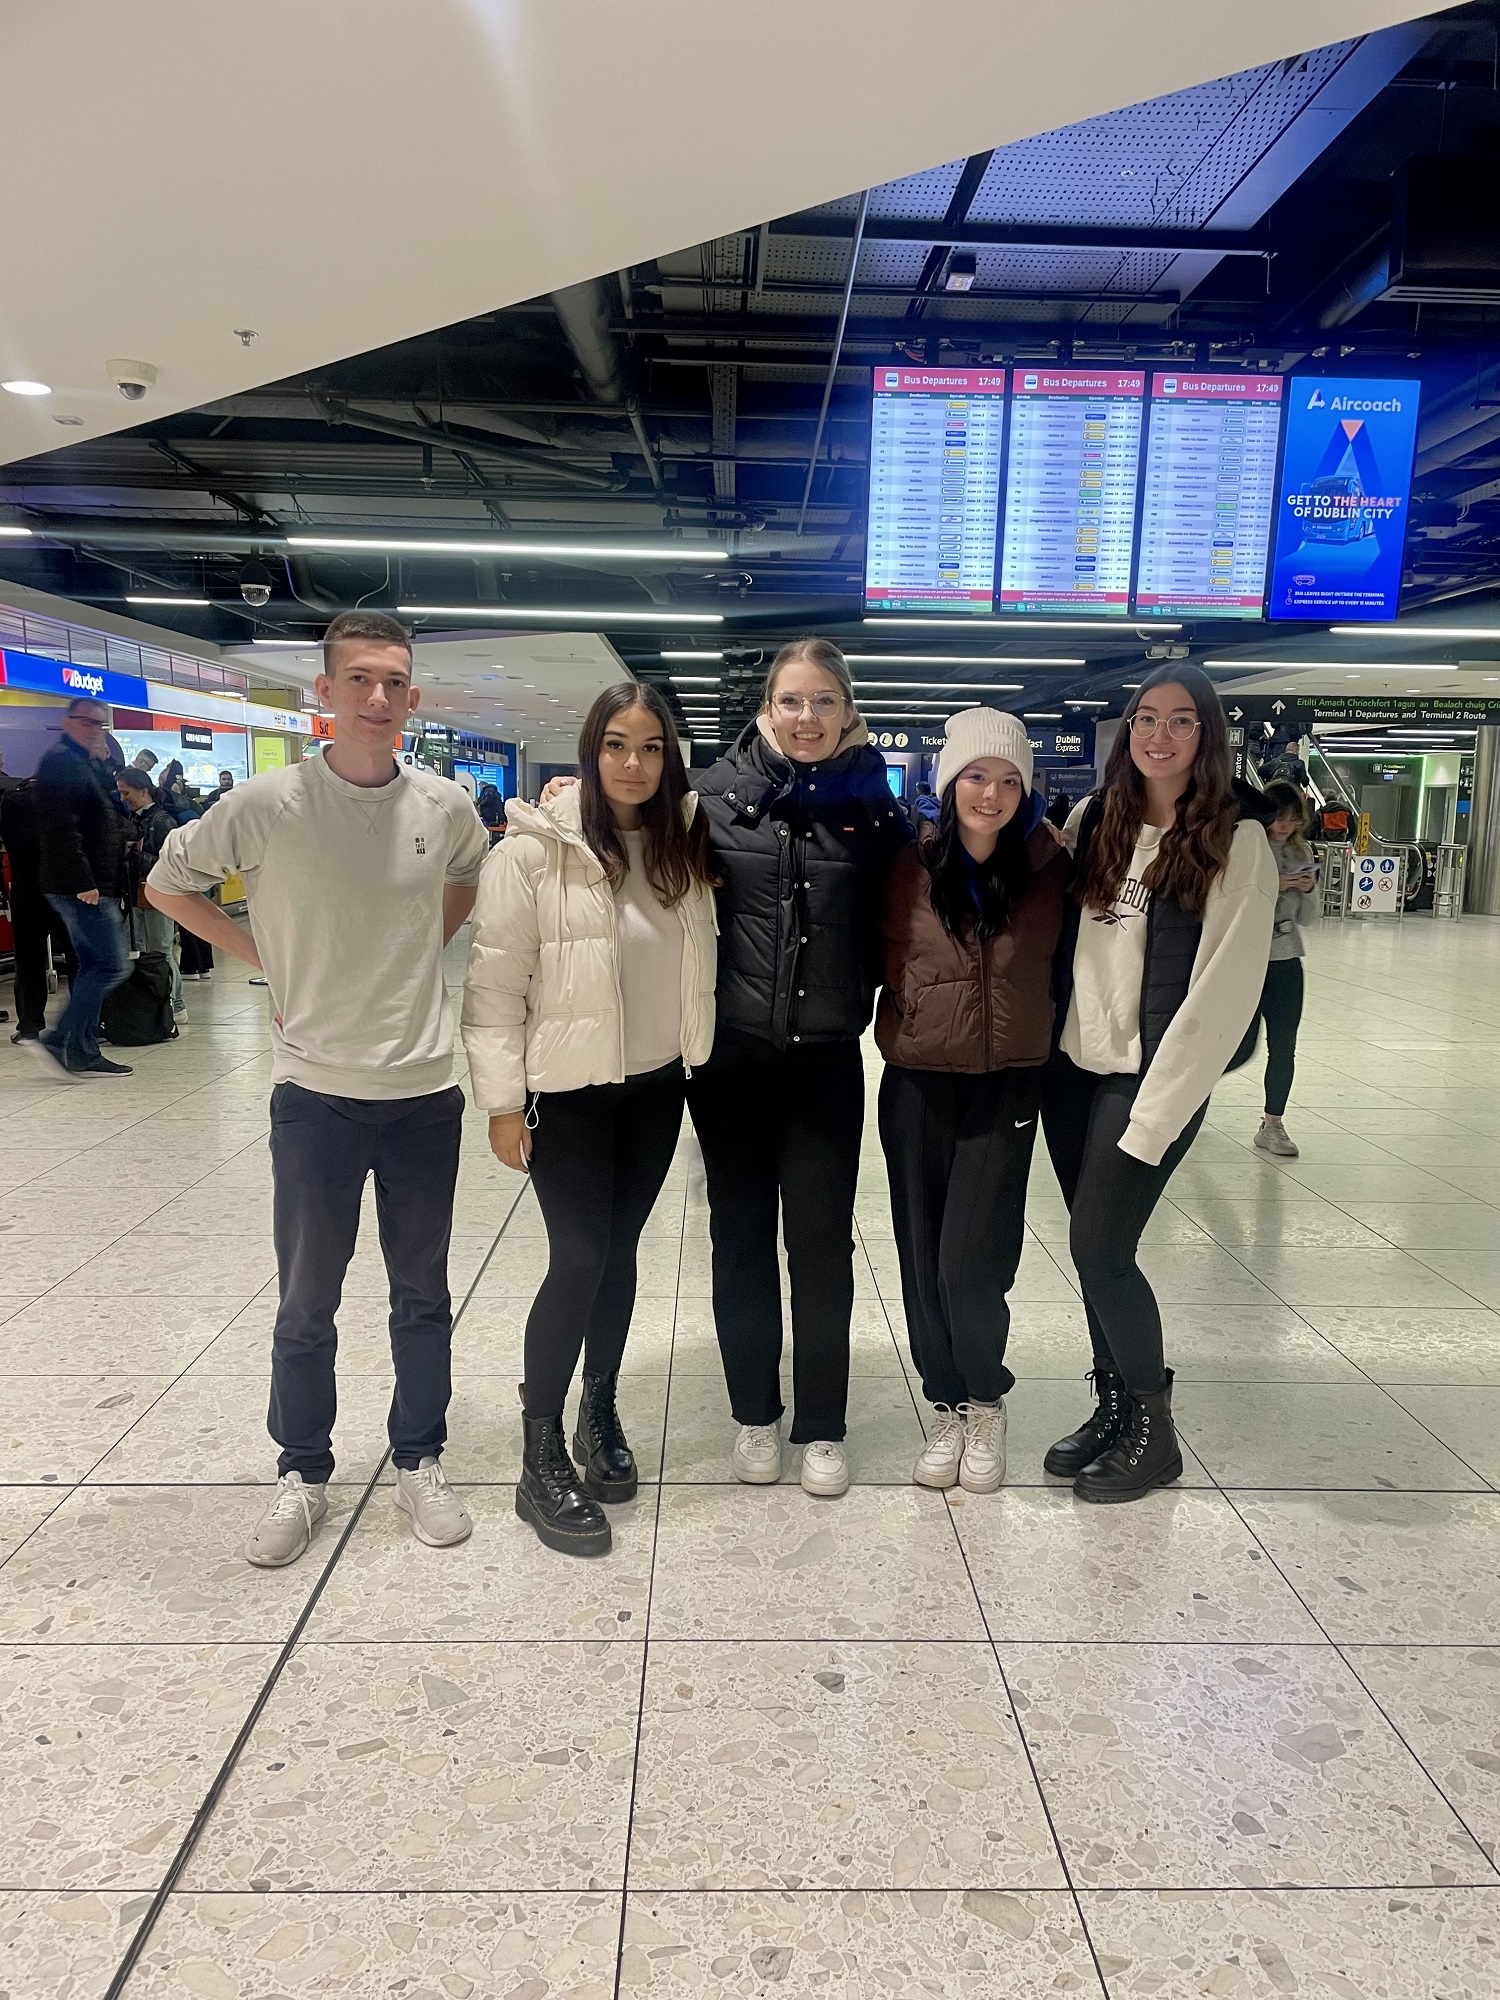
[322,610,412,678]
[66,695,108,720]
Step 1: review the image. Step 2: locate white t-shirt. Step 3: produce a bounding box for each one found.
[614,830,683,1075]
[149,755,489,1100]
[1062,823,1162,1077]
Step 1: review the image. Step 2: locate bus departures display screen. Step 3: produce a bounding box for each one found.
[862,368,1420,621]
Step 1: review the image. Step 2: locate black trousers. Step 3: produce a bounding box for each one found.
[523,1061,686,1420]
[268,1081,464,1482]
[1040,1052,1206,1396]
[7,875,75,1035]
[1260,958,1304,1118]
[879,1065,1040,1407]
[688,1037,864,1442]
[178,927,215,976]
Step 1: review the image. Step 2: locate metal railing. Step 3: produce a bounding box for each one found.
[0,603,248,698]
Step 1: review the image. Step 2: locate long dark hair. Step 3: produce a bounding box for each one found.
[576,682,714,906]
[1074,664,1237,920]
[924,788,1031,942]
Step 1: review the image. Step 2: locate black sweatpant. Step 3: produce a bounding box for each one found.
[1040,1052,1206,1396]
[7,875,75,1036]
[688,1037,864,1443]
[878,1065,1040,1407]
[1260,957,1304,1119]
[524,1061,686,1420]
[268,1080,464,1482]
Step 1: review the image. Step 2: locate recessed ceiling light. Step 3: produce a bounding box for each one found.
[398,605,724,625]
[1,380,50,396]
[293,535,728,562]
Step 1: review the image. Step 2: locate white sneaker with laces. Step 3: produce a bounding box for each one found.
[800,1439,849,1497]
[393,1456,473,1547]
[732,1420,783,1484]
[958,1399,1007,1493]
[244,1471,328,1568]
[913,1404,965,1489]
[1254,1119,1299,1158]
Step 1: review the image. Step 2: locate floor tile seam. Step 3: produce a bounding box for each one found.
[1345,1377,1500,1491]
[0,1480,77,1578]
[38,1880,1500,1901]
[97,1175,535,2000]
[934,1490,1113,1999]
[1213,1483,1500,1882]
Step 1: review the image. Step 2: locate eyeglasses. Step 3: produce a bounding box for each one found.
[772,692,845,720]
[1129,712,1201,740]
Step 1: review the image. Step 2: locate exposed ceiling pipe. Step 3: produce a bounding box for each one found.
[283,554,345,615]
[1315,235,1391,328]
[797,186,870,537]
[551,279,628,402]
[309,392,622,492]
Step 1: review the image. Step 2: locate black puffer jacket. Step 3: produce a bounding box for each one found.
[35,737,127,899]
[695,718,912,1048]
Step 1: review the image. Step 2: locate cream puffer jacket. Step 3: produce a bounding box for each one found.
[461,783,717,1114]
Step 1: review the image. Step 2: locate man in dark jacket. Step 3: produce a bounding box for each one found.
[0,774,76,1042]
[31,697,133,1078]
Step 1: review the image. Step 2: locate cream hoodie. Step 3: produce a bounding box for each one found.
[461,784,717,1114]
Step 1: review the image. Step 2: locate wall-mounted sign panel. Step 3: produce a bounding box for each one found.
[864,367,1007,614]
[1268,377,1421,622]
[999,369,1144,615]
[1135,374,1283,618]
[0,648,149,708]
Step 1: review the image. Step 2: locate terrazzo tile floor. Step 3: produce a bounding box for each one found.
[4,913,1500,1995]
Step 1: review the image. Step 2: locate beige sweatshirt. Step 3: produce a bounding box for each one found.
[149,754,489,1100]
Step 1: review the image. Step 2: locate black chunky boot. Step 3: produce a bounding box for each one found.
[1042,1365,1126,1478]
[516,1411,612,1556]
[572,1370,638,1503]
[1073,1371,1182,1504]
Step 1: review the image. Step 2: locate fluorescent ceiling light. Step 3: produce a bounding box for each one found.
[0,524,33,537]
[1328,624,1500,639]
[1023,711,1062,720]
[864,617,1182,633]
[1,380,50,396]
[398,605,724,625]
[670,675,720,684]
[251,637,321,646]
[291,535,727,562]
[852,680,1023,693]
[1202,660,1460,672]
[126,594,210,606]
[1065,699,1110,707]
[845,654,1084,667]
[661,650,724,660]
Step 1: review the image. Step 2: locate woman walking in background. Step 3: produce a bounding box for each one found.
[1253,779,1317,1160]
[1042,666,1276,1502]
[463,682,717,1556]
[876,708,1067,1494]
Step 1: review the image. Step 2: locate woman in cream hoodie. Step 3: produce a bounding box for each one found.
[462,682,717,1556]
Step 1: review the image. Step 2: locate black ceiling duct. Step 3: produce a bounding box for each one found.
[1386,155,1500,304]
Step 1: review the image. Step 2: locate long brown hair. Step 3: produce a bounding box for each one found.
[1075,664,1237,920]
[576,682,714,906]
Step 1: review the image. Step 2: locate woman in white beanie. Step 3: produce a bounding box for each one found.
[875,709,1069,1491]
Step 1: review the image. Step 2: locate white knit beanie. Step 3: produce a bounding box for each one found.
[934,707,1034,799]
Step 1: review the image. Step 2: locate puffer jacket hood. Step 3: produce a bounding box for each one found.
[875,809,1068,1074]
[461,782,716,1112]
[694,716,911,1049]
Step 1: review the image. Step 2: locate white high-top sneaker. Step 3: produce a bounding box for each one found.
[732,1420,783,1484]
[799,1440,849,1497]
[912,1405,965,1489]
[958,1399,1007,1494]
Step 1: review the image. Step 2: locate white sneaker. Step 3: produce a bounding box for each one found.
[913,1404,966,1489]
[958,1399,1007,1494]
[800,1440,849,1498]
[244,1471,328,1568]
[393,1456,473,1547]
[732,1420,783,1484]
[1255,1120,1299,1158]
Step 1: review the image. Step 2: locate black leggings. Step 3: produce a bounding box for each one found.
[688,1037,864,1443]
[1260,958,1304,1118]
[878,1065,1039,1407]
[523,1061,685,1420]
[1041,1053,1206,1395]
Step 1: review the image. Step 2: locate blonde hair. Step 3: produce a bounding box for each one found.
[760,637,855,711]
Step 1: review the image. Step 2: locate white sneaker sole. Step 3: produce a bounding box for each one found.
[800,1462,849,1498]
[393,1486,473,1547]
[913,1459,960,1490]
[244,1508,326,1568]
[733,1455,782,1485]
[958,1459,1005,1495]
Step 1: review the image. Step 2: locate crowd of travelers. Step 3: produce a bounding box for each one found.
[3,609,1316,1566]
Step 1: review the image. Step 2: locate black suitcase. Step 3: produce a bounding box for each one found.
[101,950,178,1046]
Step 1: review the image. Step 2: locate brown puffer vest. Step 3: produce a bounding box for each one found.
[875,822,1068,1072]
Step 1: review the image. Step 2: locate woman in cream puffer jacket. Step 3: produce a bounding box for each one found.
[462,780,717,1114]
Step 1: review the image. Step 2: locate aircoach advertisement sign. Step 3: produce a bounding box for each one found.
[1268,377,1421,623]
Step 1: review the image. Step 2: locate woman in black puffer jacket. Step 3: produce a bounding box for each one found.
[689,638,910,1498]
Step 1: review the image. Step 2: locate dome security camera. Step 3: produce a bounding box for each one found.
[239,557,273,607]
[106,359,157,402]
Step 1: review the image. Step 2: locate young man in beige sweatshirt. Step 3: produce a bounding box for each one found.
[148,611,489,1567]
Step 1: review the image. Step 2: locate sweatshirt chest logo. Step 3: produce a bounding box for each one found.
[1093,873,1151,928]
[414,835,427,854]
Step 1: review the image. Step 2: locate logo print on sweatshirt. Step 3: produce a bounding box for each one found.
[1091,872,1151,928]
[414,835,427,854]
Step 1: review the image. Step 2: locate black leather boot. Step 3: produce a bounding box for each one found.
[1042,1365,1126,1478]
[1073,1371,1182,1504]
[572,1370,638,1503]
[516,1411,612,1555]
